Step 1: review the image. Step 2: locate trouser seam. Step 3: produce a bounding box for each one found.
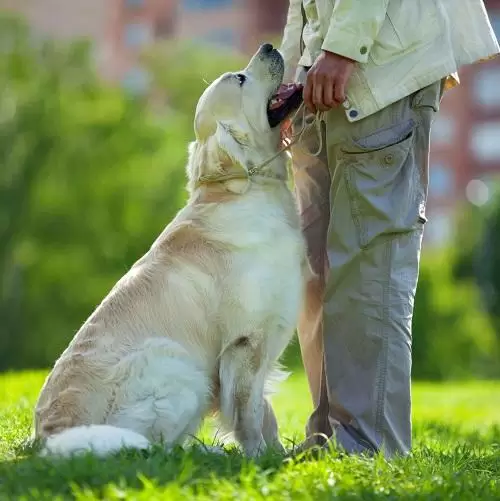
[374,241,392,443]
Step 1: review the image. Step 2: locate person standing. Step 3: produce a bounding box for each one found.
[279,0,499,457]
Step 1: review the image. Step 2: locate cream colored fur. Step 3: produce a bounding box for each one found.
[34,46,309,458]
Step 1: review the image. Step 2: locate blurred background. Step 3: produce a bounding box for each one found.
[0,0,500,381]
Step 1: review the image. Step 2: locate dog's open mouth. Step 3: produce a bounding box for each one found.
[267,83,304,128]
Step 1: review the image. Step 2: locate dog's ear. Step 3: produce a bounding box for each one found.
[217,121,250,151]
[186,121,251,194]
[186,140,202,191]
[194,110,217,141]
[207,121,249,172]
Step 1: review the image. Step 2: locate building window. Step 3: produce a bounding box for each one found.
[470,121,500,162]
[125,0,144,7]
[124,23,152,49]
[429,162,454,198]
[431,115,455,145]
[473,67,500,109]
[198,28,236,47]
[155,17,174,38]
[122,66,150,95]
[182,0,233,10]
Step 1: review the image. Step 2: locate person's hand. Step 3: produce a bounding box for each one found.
[304,50,356,113]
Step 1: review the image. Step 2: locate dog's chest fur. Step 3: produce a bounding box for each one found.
[204,186,307,354]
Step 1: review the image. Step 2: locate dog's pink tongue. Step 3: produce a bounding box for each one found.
[277,83,303,99]
[269,83,303,110]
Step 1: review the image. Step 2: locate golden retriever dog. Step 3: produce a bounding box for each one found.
[34,43,307,458]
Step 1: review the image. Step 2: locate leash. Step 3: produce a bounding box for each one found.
[247,103,324,176]
[195,103,324,188]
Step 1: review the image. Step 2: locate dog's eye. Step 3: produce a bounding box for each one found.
[235,73,246,86]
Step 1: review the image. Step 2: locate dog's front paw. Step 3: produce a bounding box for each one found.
[243,438,268,458]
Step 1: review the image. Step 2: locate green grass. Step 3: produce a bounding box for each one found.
[0,371,499,500]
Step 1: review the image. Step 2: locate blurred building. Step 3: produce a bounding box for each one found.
[176,0,287,53]
[0,0,176,88]
[426,0,500,247]
[1,0,116,79]
[0,0,287,91]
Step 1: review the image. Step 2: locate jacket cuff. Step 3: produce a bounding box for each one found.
[321,27,373,64]
[321,1,389,64]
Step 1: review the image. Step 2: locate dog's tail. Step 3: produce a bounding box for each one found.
[39,425,150,458]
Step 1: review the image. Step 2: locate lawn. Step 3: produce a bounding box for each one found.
[0,371,499,500]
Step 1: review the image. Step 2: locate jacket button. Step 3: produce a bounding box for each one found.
[360,46,368,55]
[349,109,358,119]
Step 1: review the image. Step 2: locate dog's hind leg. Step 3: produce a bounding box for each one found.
[218,334,269,457]
[107,355,211,448]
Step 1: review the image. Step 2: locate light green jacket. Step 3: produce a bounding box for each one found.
[280,0,500,122]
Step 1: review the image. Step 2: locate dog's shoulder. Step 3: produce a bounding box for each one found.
[150,213,227,272]
[152,217,208,255]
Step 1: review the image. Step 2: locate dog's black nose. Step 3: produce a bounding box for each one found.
[261,43,274,54]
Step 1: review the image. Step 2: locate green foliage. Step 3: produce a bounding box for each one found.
[449,180,500,345]
[0,16,244,370]
[471,191,500,332]
[452,204,487,282]
[143,40,246,117]
[412,249,499,380]
[1,371,500,499]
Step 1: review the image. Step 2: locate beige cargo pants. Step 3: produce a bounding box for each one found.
[292,69,443,457]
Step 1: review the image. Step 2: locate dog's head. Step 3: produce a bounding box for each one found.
[187,43,302,194]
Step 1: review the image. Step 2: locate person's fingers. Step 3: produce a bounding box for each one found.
[313,74,331,112]
[303,73,315,114]
[323,77,336,109]
[334,73,347,104]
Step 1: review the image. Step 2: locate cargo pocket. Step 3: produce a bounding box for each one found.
[340,118,426,249]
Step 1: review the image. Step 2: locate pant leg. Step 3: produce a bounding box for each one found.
[291,106,331,412]
[305,81,442,457]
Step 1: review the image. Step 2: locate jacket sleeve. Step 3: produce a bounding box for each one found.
[279,0,304,82]
[322,0,389,63]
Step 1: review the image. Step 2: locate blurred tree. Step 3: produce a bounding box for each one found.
[0,17,248,370]
[452,184,500,337]
[452,204,486,282]
[143,40,246,115]
[0,16,95,366]
[412,249,499,380]
[470,190,500,334]
[0,18,232,369]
